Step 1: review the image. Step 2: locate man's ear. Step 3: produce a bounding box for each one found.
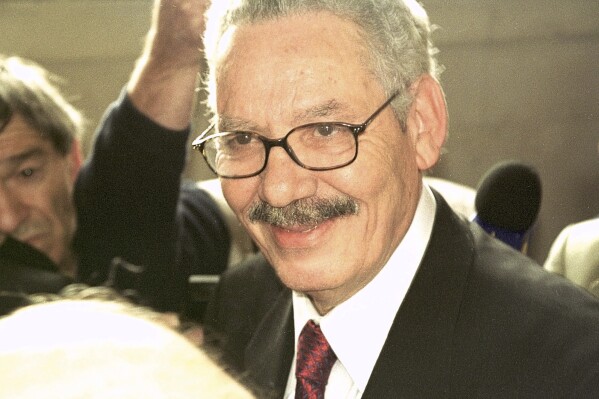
[405,74,448,171]
[69,139,83,181]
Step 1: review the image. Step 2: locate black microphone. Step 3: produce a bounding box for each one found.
[472,160,542,253]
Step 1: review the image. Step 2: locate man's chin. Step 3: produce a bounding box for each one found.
[270,252,340,287]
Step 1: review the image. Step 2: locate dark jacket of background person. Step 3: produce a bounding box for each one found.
[0,236,72,315]
[73,91,231,312]
[205,191,599,398]
[0,236,71,293]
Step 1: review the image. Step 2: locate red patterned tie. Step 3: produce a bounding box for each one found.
[295,320,337,399]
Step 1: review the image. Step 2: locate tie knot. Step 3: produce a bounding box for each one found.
[295,320,337,398]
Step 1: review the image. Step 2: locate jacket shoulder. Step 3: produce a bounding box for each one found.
[204,253,286,371]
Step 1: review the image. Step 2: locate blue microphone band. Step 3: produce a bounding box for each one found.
[473,215,527,251]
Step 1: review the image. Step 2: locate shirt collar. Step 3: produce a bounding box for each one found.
[291,184,436,392]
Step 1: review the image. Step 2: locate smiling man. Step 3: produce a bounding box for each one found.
[199,1,599,397]
[200,6,445,316]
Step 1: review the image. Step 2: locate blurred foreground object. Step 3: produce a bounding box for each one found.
[0,299,254,399]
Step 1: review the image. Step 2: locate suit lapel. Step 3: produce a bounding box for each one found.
[245,287,295,396]
[363,191,474,398]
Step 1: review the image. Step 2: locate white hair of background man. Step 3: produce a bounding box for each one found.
[0,300,253,399]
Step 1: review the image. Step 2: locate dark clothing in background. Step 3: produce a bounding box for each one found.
[0,236,72,293]
[74,91,230,312]
[0,237,72,315]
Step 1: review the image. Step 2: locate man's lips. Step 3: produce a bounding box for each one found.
[268,219,335,249]
[276,224,318,233]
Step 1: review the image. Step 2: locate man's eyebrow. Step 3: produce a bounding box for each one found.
[216,99,356,132]
[291,99,354,124]
[0,148,46,167]
[217,116,261,132]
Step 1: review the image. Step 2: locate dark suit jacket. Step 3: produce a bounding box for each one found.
[0,237,72,315]
[205,191,599,398]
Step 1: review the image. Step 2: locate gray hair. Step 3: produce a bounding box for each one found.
[0,55,83,155]
[202,0,440,124]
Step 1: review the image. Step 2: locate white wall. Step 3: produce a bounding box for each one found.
[425,0,599,262]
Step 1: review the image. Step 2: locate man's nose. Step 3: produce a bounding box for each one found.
[0,187,28,234]
[259,147,318,208]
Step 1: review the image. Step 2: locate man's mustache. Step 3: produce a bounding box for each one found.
[247,196,359,228]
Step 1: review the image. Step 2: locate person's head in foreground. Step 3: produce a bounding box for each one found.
[0,55,83,277]
[195,0,447,314]
[0,299,254,399]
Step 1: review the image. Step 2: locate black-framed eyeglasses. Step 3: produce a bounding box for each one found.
[192,91,399,179]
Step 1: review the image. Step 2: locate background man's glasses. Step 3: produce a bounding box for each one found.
[192,91,399,179]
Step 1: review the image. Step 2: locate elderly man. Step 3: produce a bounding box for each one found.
[0,55,84,295]
[197,1,599,397]
[0,54,83,278]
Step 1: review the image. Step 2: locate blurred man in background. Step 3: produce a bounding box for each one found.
[0,55,82,275]
[1,54,83,292]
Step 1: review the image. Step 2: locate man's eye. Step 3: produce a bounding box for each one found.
[234,133,253,145]
[315,124,341,137]
[20,168,35,178]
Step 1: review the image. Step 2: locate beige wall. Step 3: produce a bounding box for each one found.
[1,0,598,263]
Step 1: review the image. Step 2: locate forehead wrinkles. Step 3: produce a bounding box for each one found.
[0,132,47,161]
[217,98,359,134]
[291,99,355,124]
[0,147,45,166]
[214,12,374,122]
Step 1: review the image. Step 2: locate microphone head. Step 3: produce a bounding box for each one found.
[475,160,542,232]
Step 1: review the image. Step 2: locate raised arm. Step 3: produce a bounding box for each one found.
[127,0,208,130]
[74,0,230,312]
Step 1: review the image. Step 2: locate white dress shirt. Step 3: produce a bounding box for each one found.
[283,184,436,398]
